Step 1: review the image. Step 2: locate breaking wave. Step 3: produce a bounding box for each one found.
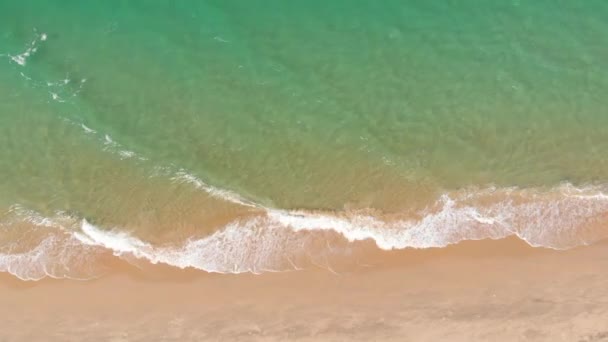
[2,183,608,281]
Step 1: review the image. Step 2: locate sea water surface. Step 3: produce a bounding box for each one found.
[1,1,608,280]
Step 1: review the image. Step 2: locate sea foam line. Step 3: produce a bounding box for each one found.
[8,32,47,66]
[0,208,103,281]
[71,183,608,270]
[4,182,608,280]
[171,171,258,208]
[66,118,259,208]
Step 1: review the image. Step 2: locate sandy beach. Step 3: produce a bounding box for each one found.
[2,238,607,341]
[3,1,608,341]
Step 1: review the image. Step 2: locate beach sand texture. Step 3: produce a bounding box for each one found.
[2,239,608,341]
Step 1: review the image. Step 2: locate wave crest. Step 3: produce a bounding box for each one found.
[2,183,608,280]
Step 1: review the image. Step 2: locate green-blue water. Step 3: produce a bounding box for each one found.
[1,1,608,280]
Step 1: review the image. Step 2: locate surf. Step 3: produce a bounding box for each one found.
[1,182,608,281]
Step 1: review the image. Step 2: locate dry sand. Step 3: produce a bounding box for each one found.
[1,238,608,341]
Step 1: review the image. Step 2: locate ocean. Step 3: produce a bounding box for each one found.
[1,0,608,280]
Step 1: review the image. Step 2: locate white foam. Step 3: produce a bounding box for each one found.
[0,208,102,281]
[68,122,146,161]
[76,220,150,253]
[0,234,99,281]
[266,193,510,250]
[50,92,64,102]
[3,183,608,280]
[172,171,258,208]
[46,78,71,87]
[66,184,608,276]
[8,32,47,67]
[10,54,27,66]
[213,36,230,43]
[81,124,96,134]
[118,150,136,159]
[19,72,32,81]
[7,204,64,229]
[66,120,258,207]
[74,217,324,274]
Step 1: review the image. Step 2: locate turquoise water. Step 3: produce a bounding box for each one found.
[1,1,608,280]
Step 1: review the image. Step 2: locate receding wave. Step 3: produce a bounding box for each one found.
[2,183,608,281]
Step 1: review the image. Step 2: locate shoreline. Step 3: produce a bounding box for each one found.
[2,237,608,341]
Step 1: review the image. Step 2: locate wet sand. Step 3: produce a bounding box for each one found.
[1,238,608,341]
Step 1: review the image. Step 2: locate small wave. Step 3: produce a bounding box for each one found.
[81,124,96,134]
[46,77,85,102]
[171,171,259,208]
[2,183,608,280]
[61,119,146,162]
[6,31,88,104]
[213,36,230,43]
[65,119,259,207]
[99,133,141,161]
[8,31,47,66]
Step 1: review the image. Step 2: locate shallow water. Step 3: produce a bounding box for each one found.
[1,1,608,280]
